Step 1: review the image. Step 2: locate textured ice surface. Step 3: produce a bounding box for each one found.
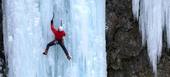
[2,0,106,77]
[132,0,170,76]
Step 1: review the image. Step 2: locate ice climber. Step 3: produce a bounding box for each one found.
[43,18,71,60]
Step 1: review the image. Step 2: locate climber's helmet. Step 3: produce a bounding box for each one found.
[58,26,63,32]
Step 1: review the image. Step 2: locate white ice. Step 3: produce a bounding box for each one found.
[132,0,170,76]
[2,0,106,77]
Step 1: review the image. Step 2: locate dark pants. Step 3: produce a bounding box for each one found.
[45,39,69,56]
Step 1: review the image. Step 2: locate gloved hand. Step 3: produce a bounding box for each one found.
[51,20,53,24]
[67,55,71,60]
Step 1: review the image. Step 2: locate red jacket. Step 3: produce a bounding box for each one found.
[51,23,66,41]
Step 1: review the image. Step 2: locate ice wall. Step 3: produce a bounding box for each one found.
[2,0,106,77]
[132,0,170,76]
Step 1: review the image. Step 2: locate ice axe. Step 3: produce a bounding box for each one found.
[51,13,55,24]
[52,13,63,26]
[60,18,63,27]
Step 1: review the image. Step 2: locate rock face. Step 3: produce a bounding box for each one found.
[106,0,170,77]
[0,1,7,77]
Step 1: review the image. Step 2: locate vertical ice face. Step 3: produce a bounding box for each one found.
[3,0,106,77]
[53,0,106,77]
[3,0,48,77]
[132,0,170,76]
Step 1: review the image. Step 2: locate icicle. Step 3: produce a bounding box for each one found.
[132,0,167,76]
[132,0,139,20]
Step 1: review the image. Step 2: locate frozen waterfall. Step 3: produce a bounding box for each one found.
[2,0,106,77]
[132,0,170,76]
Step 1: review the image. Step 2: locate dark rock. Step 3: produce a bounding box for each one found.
[106,0,170,77]
[0,0,7,77]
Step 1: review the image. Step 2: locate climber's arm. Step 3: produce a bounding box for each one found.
[51,20,57,33]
